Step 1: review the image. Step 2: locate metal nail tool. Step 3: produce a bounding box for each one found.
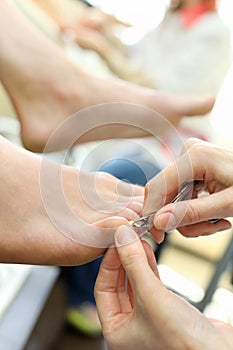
[131,180,219,235]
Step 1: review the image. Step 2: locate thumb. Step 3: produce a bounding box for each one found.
[114,226,155,292]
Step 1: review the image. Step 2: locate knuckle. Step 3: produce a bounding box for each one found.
[144,179,155,205]
[188,142,205,156]
[145,179,154,195]
[184,137,200,150]
[145,176,166,204]
[123,249,143,269]
[187,142,210,168]
[188,141,214,160]
[184,202,201,224]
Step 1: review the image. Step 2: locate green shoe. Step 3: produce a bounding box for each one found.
[66,305,102,337]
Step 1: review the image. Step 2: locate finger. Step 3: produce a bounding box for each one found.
[128,199,144,214]
[143,169,175,215]
[143,138,222,216]
[117,207,141,221]
[131,185,145,197]
[126,240,160,305]
[131,195,145,202]
[150,226,165,244]
[94,247,125,327]
[177,219,231,237]
[94,219,134,316]
[114,226,159,295]
[153,190,232,231]
[92,216,129,248]
[117,199,143,221]
[117,265,132,313]
[117,179,144,197]
[143,151,195,215]
[94,216,129,228]
[141,240,160,278]
[124,196,144,211]
[179,137,206,156]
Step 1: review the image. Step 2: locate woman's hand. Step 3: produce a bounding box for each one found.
[143,138,233,242]
[95,225,233,350]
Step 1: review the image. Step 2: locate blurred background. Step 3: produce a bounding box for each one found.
[87,0,233,45]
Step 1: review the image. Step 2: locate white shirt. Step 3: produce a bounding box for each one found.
[132,11,232,95]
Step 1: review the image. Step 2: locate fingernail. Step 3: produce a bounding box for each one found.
[218,221,232,231]
[115,225,138,246]
[154,213,177,230]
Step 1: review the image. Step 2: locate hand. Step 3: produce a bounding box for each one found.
[143,138,233,242]
[95,225,233,350]
[78,8,130,32]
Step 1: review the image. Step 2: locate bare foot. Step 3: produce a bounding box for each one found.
[0,136,144,265]
[0,1,215,153]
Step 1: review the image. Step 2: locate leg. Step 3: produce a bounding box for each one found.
[0,1,214,152]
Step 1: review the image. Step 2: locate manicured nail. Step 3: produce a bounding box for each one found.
[154,213,177,230]
[218,221,232,231]
[115,225,138,246]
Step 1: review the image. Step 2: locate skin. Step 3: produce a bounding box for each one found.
[143,138,233,242]
[95,225,233,350]
[0,135,144,265]
[32,0,129,31]
[0,0,214,153]
[31,0,156,87]
[170,0,211,10]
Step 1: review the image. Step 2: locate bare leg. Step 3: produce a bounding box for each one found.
[0,136,143,265]
[0,1,215,152]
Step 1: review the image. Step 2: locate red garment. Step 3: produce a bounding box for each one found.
[179,2,216,28]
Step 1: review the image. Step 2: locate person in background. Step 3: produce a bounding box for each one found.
[95,138,233,350]
[30,0,156,87]
[35,0,232,93]
[132,0,231,95]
